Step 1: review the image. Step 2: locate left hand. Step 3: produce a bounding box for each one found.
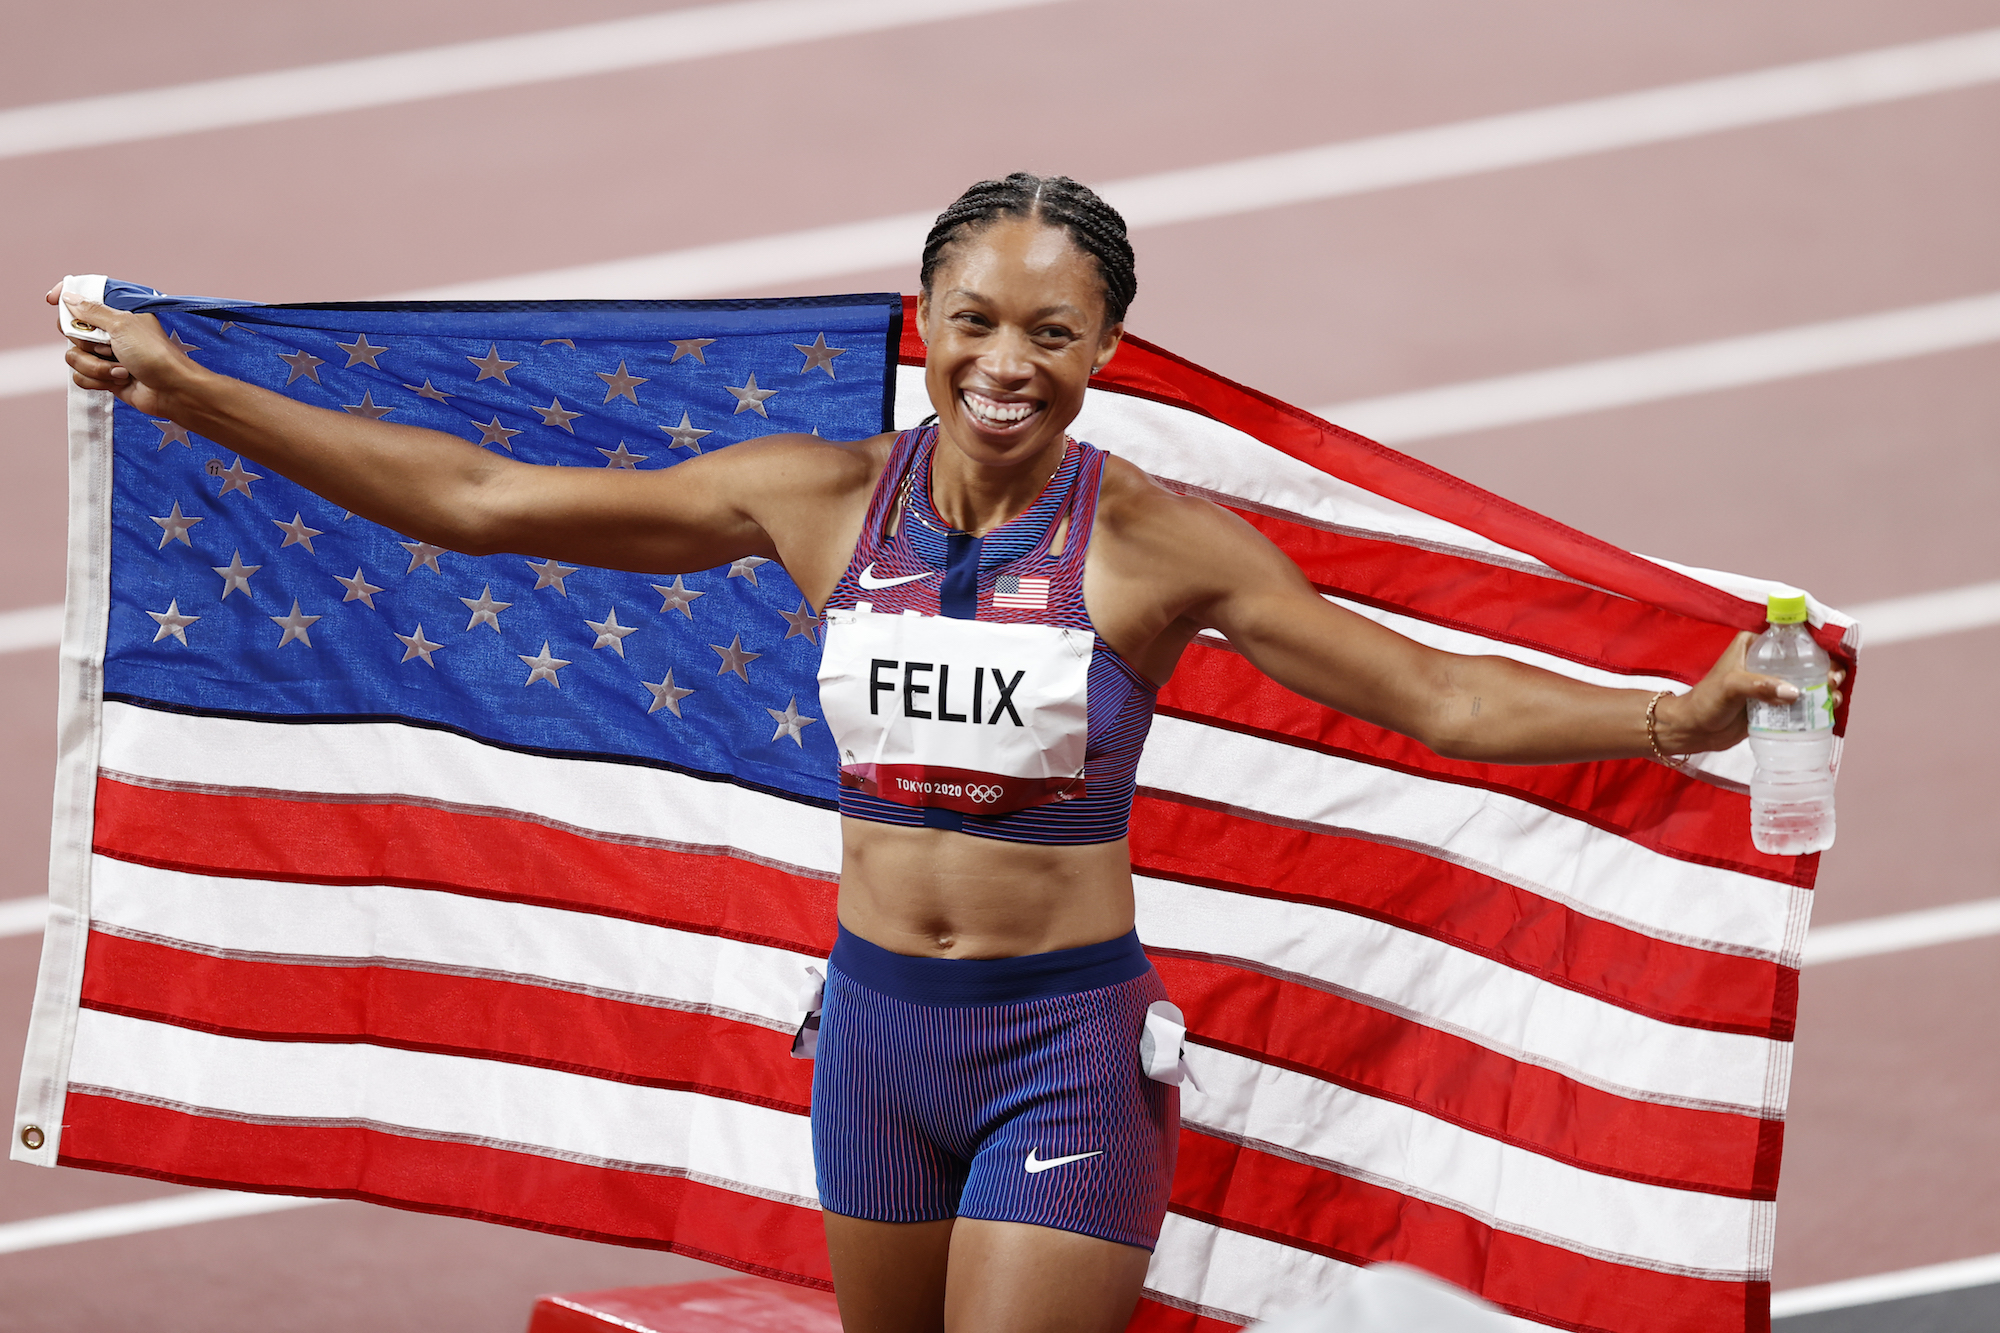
[1659,631,1847,754]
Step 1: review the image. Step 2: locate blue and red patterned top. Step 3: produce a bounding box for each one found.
[822,425,1158,845]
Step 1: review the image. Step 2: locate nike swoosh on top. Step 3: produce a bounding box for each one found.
[857,563,938,590]
[1024,1149,1104,1174]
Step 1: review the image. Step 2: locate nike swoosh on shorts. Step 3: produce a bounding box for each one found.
[857,563,938,590]
[1024,1149,1104,1174]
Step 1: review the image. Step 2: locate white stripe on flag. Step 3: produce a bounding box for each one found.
[1187,1046,1766,1275]
[97,702,843,876]
[1138,715,1809,962]
[1146,1212,1548,1330]
[1139,876,1785,1115]
[0,0,1070,161]
[66,1009,819,1205]
[100,697,1797,966]
[89,858,819,1034]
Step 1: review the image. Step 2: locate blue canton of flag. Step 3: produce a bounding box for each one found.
[99,281,904,804]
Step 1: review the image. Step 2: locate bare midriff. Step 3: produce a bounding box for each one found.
[835,818,1136,959]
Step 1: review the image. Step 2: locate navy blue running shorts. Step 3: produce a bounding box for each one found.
[811,925,1179,1251]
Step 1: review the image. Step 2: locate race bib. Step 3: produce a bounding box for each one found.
[817,607,1091,815]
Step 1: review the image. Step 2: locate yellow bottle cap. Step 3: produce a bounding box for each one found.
[1766,593,1809,624]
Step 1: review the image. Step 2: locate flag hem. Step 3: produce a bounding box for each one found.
[12,372,114,1166]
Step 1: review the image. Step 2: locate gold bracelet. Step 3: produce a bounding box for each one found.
[1645,690,1689,766]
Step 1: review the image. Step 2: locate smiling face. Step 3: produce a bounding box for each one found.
[918,216,1124,475]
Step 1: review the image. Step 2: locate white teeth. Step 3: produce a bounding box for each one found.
[962,391,1037,428]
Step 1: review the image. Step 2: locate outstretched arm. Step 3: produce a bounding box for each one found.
[1115,486,1837,765]
[51,287,872,587]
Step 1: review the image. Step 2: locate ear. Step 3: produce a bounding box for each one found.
[1092,322,1124,375]
[915,290,931,347]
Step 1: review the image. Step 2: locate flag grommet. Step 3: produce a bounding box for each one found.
[19,1125,44,1151]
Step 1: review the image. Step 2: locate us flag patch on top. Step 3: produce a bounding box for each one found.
[992,574,1050,610]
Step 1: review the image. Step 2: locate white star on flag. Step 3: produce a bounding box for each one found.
[270,600,321,648]
[766,697,818,746]
[518,641,570,688]
[147,600,199,644]
[585,607,638,657]
[644,669,694,717]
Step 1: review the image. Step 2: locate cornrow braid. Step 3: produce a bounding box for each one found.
[919,173,1137,326]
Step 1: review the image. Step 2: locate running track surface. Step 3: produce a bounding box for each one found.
[3,2,1999,1328]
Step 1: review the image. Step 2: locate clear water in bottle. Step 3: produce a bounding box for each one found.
[1746,592,1836,855]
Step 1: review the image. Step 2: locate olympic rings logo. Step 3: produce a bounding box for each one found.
[965,784,1005,805]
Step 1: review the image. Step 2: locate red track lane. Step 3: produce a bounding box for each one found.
[6,0,2000,1326]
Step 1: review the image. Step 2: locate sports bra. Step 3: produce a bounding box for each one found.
[816,425,1158,845]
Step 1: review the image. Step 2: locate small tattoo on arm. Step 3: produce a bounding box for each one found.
[1470,697,1482,717]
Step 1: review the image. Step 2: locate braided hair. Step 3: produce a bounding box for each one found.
[919,173,1137,326]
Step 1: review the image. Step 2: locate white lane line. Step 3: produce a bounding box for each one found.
[0,896,48,939]
[1803,897,2000,966]
[0,343,64,400]
[0,0,1067,161]
[8,27,2000,391]
[1773,1250,2000,1318]
[0,1191,331,1255]
[0,603,62,654]
[1849,578,2000,647]
[1319,291,2000,444]
[405,26,2000,301]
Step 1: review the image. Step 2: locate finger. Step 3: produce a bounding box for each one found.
[1702,630,1753,685]
[64,344,127,385]
[1731,670,1799,703]
[60,292,115,332]
[45,284,61,306]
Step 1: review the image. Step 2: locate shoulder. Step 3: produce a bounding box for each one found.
[1090,448,1262,552]
[688,428,895,502]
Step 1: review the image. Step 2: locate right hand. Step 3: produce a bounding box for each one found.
[46,283,195,417]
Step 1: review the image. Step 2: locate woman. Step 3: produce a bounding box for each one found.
[54,173,1830,1333]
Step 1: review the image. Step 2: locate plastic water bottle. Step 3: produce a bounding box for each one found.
[1746,592,1836,855]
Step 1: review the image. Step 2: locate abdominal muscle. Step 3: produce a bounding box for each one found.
[835,816,1137,958]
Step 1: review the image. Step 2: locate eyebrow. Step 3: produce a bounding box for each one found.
[944,289,1084,319]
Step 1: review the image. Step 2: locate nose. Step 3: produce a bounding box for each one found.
[977,326,1037,387]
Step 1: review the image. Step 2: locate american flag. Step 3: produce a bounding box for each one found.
[14,283,1857,1333]
[992,573,1050,610]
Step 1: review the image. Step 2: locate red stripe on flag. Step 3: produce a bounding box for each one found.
[1171,1131,1770,1333]
[57,1092,833,1286]
[92,776,840,955]
[1131,793,1797,1041]
[77,931,813,1114]
[1153,954,1780,1200]
[1229,508,1737,685]
[896,300,1782,646]
[1162,639,1809,885]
